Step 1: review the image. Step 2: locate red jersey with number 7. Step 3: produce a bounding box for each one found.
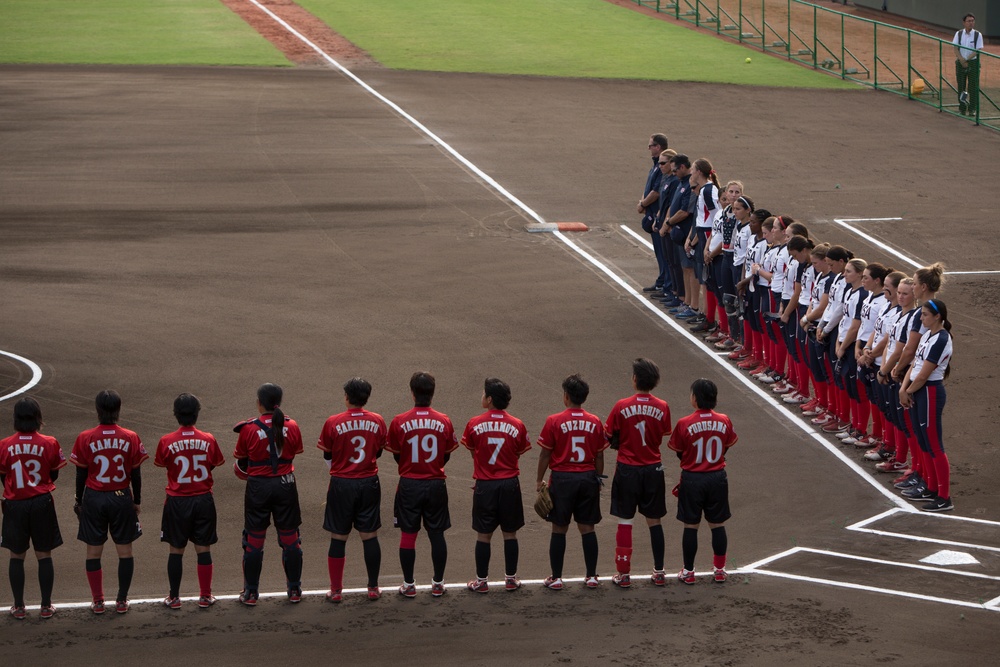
[386,407,458,480]
[317,408,387,479]
[71,424,149,492]
[0,432,67,501]
[154,427,226,497]
[537,409,608,473]
[668,410,738,473]
[604,394,671,466]
[462,410,531,481]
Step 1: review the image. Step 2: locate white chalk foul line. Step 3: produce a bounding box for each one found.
[620,223,655,251]
[0,350,43,403]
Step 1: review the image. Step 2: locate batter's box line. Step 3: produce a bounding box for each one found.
[846,508,1000,554]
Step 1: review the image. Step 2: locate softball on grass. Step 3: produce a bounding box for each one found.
[745,57,752,64]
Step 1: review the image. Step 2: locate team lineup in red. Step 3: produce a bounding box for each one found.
[0,360,737,618]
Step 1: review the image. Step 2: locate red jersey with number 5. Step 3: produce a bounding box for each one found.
[386,407,458,480]
[155,427,225,497]
[537,409,608,473]
[0,432,67,501]
[71,424,149,492]
[668,410,738,473]
[604,394,671,466]
[462,410,531,481]
[317,408,387,479]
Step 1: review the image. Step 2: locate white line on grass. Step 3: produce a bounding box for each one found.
[0,350,43,403]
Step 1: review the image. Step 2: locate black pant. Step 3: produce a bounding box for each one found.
[956,58,980,115]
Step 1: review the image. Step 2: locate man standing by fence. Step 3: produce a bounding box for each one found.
[954,13,984,117]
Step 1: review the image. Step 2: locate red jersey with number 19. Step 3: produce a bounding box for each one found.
[154,427,225,497]
[537,409,608,473]
[462,410,531,481]
[71,424,149,492]
[386,407,458,480]
[0,432,67,501]
[317,408,387,479]
[668,410,738,473]
[604,394,671,466]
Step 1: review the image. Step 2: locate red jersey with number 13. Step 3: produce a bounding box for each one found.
[317,408,387,479]
[604,394,671,466]
[668,410,738,473]
[462,410,531,481]
[537,409,608,473]
[71,424,149,492]
[155,427,225,497]
[386,407,458,480]
[0,432,67,501]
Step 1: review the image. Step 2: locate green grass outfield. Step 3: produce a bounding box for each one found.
[0,0,288,66]
[298,0,855,88]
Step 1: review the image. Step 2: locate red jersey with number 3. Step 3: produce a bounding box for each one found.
[604,394,671,466]
[537,409,608,473]
[668,410,738,473]
[317,408,387,479]
[0,432,67,501]
[386,407,458,480]
[462,410,531,481]
[154,427,225,497]
[71,424,149,492]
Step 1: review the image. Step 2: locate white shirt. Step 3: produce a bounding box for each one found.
[872,304,901,366]
[782,257,799,301]
[858,293,888,345]
[954,28,983,60]
[910,329,952,383]
[695,183,719,229]
[733,223,751,267]
[820,274,847,332]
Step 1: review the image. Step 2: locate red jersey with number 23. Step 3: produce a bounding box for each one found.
[317,408,387,479]
[386,407,458,480]
[604,394,671,466]
[537,409,608,473]
[0,432,67,501]
[155,427,226,497]
[71,424,149,492]
[668,410,738,473]
[462,410,531,481]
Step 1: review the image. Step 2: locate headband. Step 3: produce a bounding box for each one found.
[737,196,754,212]
[927,300,940,314]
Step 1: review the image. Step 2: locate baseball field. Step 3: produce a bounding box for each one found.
[2,1,1000,664]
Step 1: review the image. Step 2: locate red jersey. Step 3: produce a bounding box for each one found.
[233,413,304,477]
[317,408,387,479]
[537,408,608,473]
[668,410,738,473]
[154,427,225,497]
[461,410,531,481]
[386,406,458,480]
[71,424,149,492]
[0,432,67,501]
[604,393,671,466]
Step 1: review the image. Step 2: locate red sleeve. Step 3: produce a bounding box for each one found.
[131,435,150,468]
[461,420,475,451]
[444,420,459,454]
[209,436,226,467]
[604,403,621,437]
[385,419,402,454]
[70,433,90,468]
[154,436,169,468]
[536,417,554,451]
[667,422,683,453]
[317,419,333,453]
[49,440,68,472]
[233,427,250,459]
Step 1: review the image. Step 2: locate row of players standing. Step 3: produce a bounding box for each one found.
[637,134,954,513]
[1,363,738,618]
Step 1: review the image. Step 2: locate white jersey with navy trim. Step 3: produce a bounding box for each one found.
[910,329,952,382]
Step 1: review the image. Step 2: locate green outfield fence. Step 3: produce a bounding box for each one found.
[636,0,999,130]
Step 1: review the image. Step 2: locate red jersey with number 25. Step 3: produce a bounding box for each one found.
[537,409,608,473]
[0,432,67,501]
[386,407,458,480]
[668,410,738,473]
[462,410,531,481]
[317,408,387,479]
[155,427,226,497]
[604,394,671,466]
[71,424,148,492]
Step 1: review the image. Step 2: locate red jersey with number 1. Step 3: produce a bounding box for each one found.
[71,424,149,492]
[317,408,387,479]
[386,407,458,480]
[462,410,531,481]
[0,432,67,501]
[537,409,608,473]
[668,410,738,473]
[155,427,225,497]
[604,394,671,466]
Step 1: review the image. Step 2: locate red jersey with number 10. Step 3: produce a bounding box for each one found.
[386,407,458,480]
[462,410,531,481]
[604,394,671,466]
[155,427,226,497]
[668,410,738,473]
[71,424,149,492]
[0,432,67,501]
[317,408,387,479]
[537,409,608,473]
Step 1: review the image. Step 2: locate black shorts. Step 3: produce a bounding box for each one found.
[323,475,382,535]
[1,493,63,553]
[472,477,525,534]
[676,469,731,525]
[548,470,602,527]
[393,477,450,533]
[244,474,302,532]
[610,462,667,520]
[160,494,218,549]
[77,488,142,546]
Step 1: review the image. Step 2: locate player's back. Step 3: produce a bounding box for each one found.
[388,406,458,480]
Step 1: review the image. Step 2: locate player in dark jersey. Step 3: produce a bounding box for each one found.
[386,372,458,598]
[605,359,671,588]
[71,390,149,615]
[462,378,531,593]
[536,374,608,590]
[0,398,66,620]
[668,379,738,584]
[154,394,225,609]
[233,383,305,606]
[317,377,387,602]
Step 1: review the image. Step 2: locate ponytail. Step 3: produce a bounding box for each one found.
[272,406,285,456]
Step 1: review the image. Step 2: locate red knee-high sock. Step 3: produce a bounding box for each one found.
[743,321,753,353]
[933,453,951,499]
[815,381,829,411]
[893,426,907,462]
[837,387,850,422]
[882,420,895,452]
[855,397,870,436]
[329,556,346,592]
[773,340,787,377]
[705,291,717,324]
[753,330,765,364]
[717,303,730,334]
[870,405,883,440]
[197,563,213,597]
[86,567,103,602]
[615,524,633,575]
[919,449,937,492]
